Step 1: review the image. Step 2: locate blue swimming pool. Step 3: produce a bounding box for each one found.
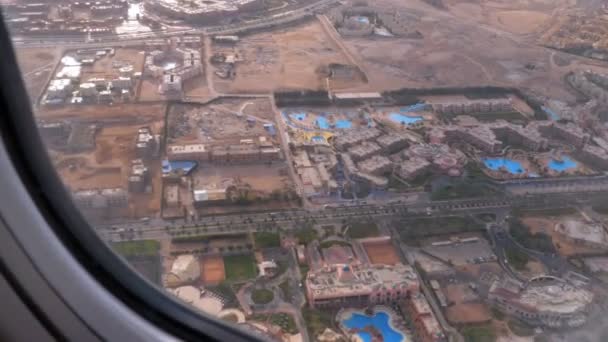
[162,160,198,175]
[353,16,370,24]
[335,119,352,129]
[482,158,525,174]
[290,112,307,121]
[542,106,560,121]
[548,156,577,172]
[343,311,405,342]
[316,116,329,129]
[311,135,326,143]
[389,113,423,125]
[400,103,427,113]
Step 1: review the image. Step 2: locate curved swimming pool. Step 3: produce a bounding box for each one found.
[342,311,405,342]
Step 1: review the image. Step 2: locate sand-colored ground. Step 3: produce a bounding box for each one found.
[51,105,165,218]
[522,216,604,256]
[201,255,226,285]
[36,103,166,120]
[213,21,365,93]
[362,241,400,265]
[493,10,550,34]
[446,303,492,325]
[192,163,291,193]
[15,47,62,102]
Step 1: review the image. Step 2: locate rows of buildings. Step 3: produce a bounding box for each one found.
[166,140,281,164]
[144,0,264,23]
[144,39,203,95]
[45,48,139,105]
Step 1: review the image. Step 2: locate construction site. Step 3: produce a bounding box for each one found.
[163,99,297,218]
[38,103,166,221]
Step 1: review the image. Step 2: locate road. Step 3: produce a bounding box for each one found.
[99,190,608,244]
[11,0,338,49]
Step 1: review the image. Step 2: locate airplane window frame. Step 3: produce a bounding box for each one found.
[0,14,258,342]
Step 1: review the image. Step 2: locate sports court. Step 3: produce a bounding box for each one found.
[200,255,226,285]
[362,241,401,265]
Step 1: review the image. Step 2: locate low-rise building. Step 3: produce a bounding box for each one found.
[489,276,593,328]
[358,155,393,176]
[306,263,418,308]
[348,141,382,162]
[397,157,431,181]
[72,188,128,210]
[579,144,608,170]
[167,144,209,161]
[445,126,502,153]
[376,133,409,153]
[335,128,382,150]
[193,189,227,206]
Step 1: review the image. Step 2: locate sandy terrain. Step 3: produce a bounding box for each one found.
[48,104,165,218]
[192,163,291,193]
[15,47,62,102]
[201,255,226,285]
[36,103,166,120]
[362,241,401,265]
[522,216,605,256]
[339,0,608,102]
[213,21,366,93]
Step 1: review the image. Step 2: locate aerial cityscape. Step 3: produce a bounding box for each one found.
[6,0,608,340]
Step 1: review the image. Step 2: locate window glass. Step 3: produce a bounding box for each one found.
[4,0,608,341]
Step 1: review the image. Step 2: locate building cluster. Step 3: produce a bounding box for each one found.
[293,148,338,197]
[432,99,514,116]
[144,0,264,22]
[126,128,156,193]
[305,263,419,308]
[44,48,139,105]
[489,276,594,328]
[144,39,203,95]
[72,188,128,211]
[429,119,595,155]
[166,138,281,164]
[3,0,126,36]
[397,143,466,180]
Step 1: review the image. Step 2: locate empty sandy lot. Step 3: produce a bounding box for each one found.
[15,47,62,102]
[213,21,365,93]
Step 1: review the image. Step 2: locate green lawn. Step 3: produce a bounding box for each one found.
[399,216,484,241]
[112,240,160,257]
[461,325,497,342]
[295,227,318,244]
[254,232,281,248]
[505,246,529,271]
[508,320,534,337]
[270,313,298,334]
[346,221,379,239]
[251,288,274,304]
[279,280,291,300]
[302,308,333,337]
[223,254,257,282]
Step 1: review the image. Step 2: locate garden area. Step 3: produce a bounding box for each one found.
[224,254,257,282]
[112,240,159,257]
[251,313,298,334]
[399,216,484,241]
[508,218,555,254]
[254,231,281,248]
[302,308,334,338]
[346,221,379,239]
[251,288,274,304]
[295,226,318,244]
[461,324,496,342]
